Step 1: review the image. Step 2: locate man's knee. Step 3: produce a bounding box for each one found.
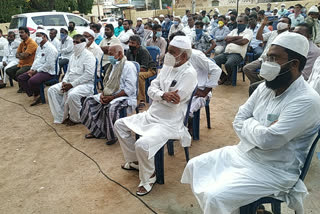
[135,138,148,153]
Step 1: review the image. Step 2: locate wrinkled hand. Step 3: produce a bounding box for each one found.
[61,82,73,92]
[100,93,114,105]
[27,70,36,77]
[162,90,180,104]
[194,89,208,98]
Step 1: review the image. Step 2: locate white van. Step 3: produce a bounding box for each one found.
[8,11,90,38]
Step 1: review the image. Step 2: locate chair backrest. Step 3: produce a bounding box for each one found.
[183,87,198,126]
[300,128,320,181]
[131,61,140,98]
[93,58,99,94]
[146,46,161,67]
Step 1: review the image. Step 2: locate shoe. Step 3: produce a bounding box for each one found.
[30,97,41,106]
[106,138,118,145]
[17,88,25,93]
[0,83,6,89]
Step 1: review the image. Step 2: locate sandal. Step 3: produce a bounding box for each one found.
[136,175,157,196]
[121,162,139,171]
[85,133,96,139]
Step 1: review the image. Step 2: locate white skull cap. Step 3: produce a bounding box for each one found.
[36,29,48,37]
[170,36,191,49]
[84,29,95,38]
[271,32,309,58]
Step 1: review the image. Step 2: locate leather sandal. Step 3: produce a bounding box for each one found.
[136,175,157,196]
[121,162,139,171]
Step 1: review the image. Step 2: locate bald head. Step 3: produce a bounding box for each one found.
[109,44,124,60]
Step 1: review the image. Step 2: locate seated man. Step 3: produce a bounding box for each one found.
[99,24,120,68]
[114,36,197,196]
[47,34,95,125]
[146,24,167,64]
[210,15,230,56]
[193,21,216,57]
[182,32,320,214]
[141,23,153,47]
[213,15,253,85]
[59,27,73,71]
[80,45,137,145]
[6,27,38,92]
[17,30,58,106]
[68,21,78,38]
[244,17,291,85]
[126,35,156,109]
[118,19,134,52]
[83,29,103,76]
[183,16,196,43]
[49,29,60,52]
[0,31,20,89]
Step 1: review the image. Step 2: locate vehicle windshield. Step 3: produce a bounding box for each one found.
[9,17,27,29]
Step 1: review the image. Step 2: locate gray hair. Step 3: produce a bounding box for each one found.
[109,44,124,55]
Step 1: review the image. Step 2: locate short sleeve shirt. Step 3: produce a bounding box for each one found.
[224,28,253,58]
[17,37,38,67]
[194,32,213,53]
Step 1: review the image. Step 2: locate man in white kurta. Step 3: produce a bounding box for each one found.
[48,34,95,125]
[83,29,103,76]
[189,49,222,115]
[181,32,320,214]
[114,36,197,196]
[308,56,320,95]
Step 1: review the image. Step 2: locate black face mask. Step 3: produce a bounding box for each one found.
[68,26,74,32]
[129,45,137,51]
[265,63,293,90]
[118,21,123,26]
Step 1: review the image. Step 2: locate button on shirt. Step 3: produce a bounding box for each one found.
[17,37,38,67]
[224,28,253,58]
[249,25,270,49]
[31,41,58,75]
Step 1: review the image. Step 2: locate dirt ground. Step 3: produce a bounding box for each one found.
[0,73,319,214]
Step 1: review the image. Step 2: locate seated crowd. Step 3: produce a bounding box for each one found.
[1,3,320,213]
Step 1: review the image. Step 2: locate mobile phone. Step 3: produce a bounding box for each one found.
[170,80,177,87]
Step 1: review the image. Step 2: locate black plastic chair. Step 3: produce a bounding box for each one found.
[154,87,197,184]
[39,57,59,104]
[240,128,320,214]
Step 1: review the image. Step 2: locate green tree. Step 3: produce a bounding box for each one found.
[0,0,26,23]
[77,0,94,14]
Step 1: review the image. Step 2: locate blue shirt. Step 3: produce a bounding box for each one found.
[95,35,103,45]
[249,24,270,49]
[162,21,172,39]
[115,26,124,37]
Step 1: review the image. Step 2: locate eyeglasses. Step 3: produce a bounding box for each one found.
[260,55,276,62]
[73,41,81,44]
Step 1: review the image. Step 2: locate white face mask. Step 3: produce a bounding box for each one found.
[74,42,86,57]
[277,22,289,31]
[35,37,43,45]
[164,53,176,67]
[260,61,281,81]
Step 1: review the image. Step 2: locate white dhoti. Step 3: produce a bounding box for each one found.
[0,61,18,82]
[48,82,94,123]
[181,146,307,214]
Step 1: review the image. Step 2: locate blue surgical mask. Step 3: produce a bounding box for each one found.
[173,21,179,25]
[60,33,67,40]
[108,55,118,65]
[195,29,203,35]
[237,24,247,34]
[156,31,162,38]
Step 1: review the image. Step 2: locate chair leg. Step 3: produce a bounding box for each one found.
[154,146,164,184]
[145,79,150,103]
[271,201,281,214]
[242,67,245,82]
[205,104,211,129]
[39,83,46,104]
[184,147,189,162]
[192,110,200,140]
[167,140,174,156]
[232,66,237,86]
[9,77,13,87]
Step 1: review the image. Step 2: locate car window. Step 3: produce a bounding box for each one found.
[31,15,66,26]
[67,15,88,26]
[9,17,27,29]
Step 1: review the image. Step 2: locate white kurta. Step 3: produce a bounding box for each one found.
[114,61,197,186]
[31,42,58,75]
[308,56,320,95]
[60,36,73,60]
[86,42,103,75]
[0,40,20,82]
[118,29,134,51]
[182,76,320,214]
[50,37,60,53]
[48,49,95,123]
[189,49,221,115]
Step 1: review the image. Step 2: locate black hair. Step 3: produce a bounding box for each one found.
[168,31,186,41]
[118,18,124,21]
[281,16,291,26]
[230,10,238,16]
[218,15,226,21]
[129,35,141,45]
[258,10,265,15]
[152,24,162,31]
[186,10,190,14]
[92,23,102,31]
[295,4,303,9]
[105,24,114,32]
[248,13,257,20]
[60,28,68,34]
[69,21,76,27]
[8,31,15,36]
[238,15,249,23]
[195,21,204,28]
[73,34,86,42]
[50,29,58,34]
[201,10,206,14]
[145,23,152,28]
[297,22,313,38]
[285,47,307,72]
[18,26,30,36]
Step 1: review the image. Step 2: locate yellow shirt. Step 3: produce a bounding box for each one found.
[68,30,78,39]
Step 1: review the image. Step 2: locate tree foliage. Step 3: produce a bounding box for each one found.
[0,0,93,23]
